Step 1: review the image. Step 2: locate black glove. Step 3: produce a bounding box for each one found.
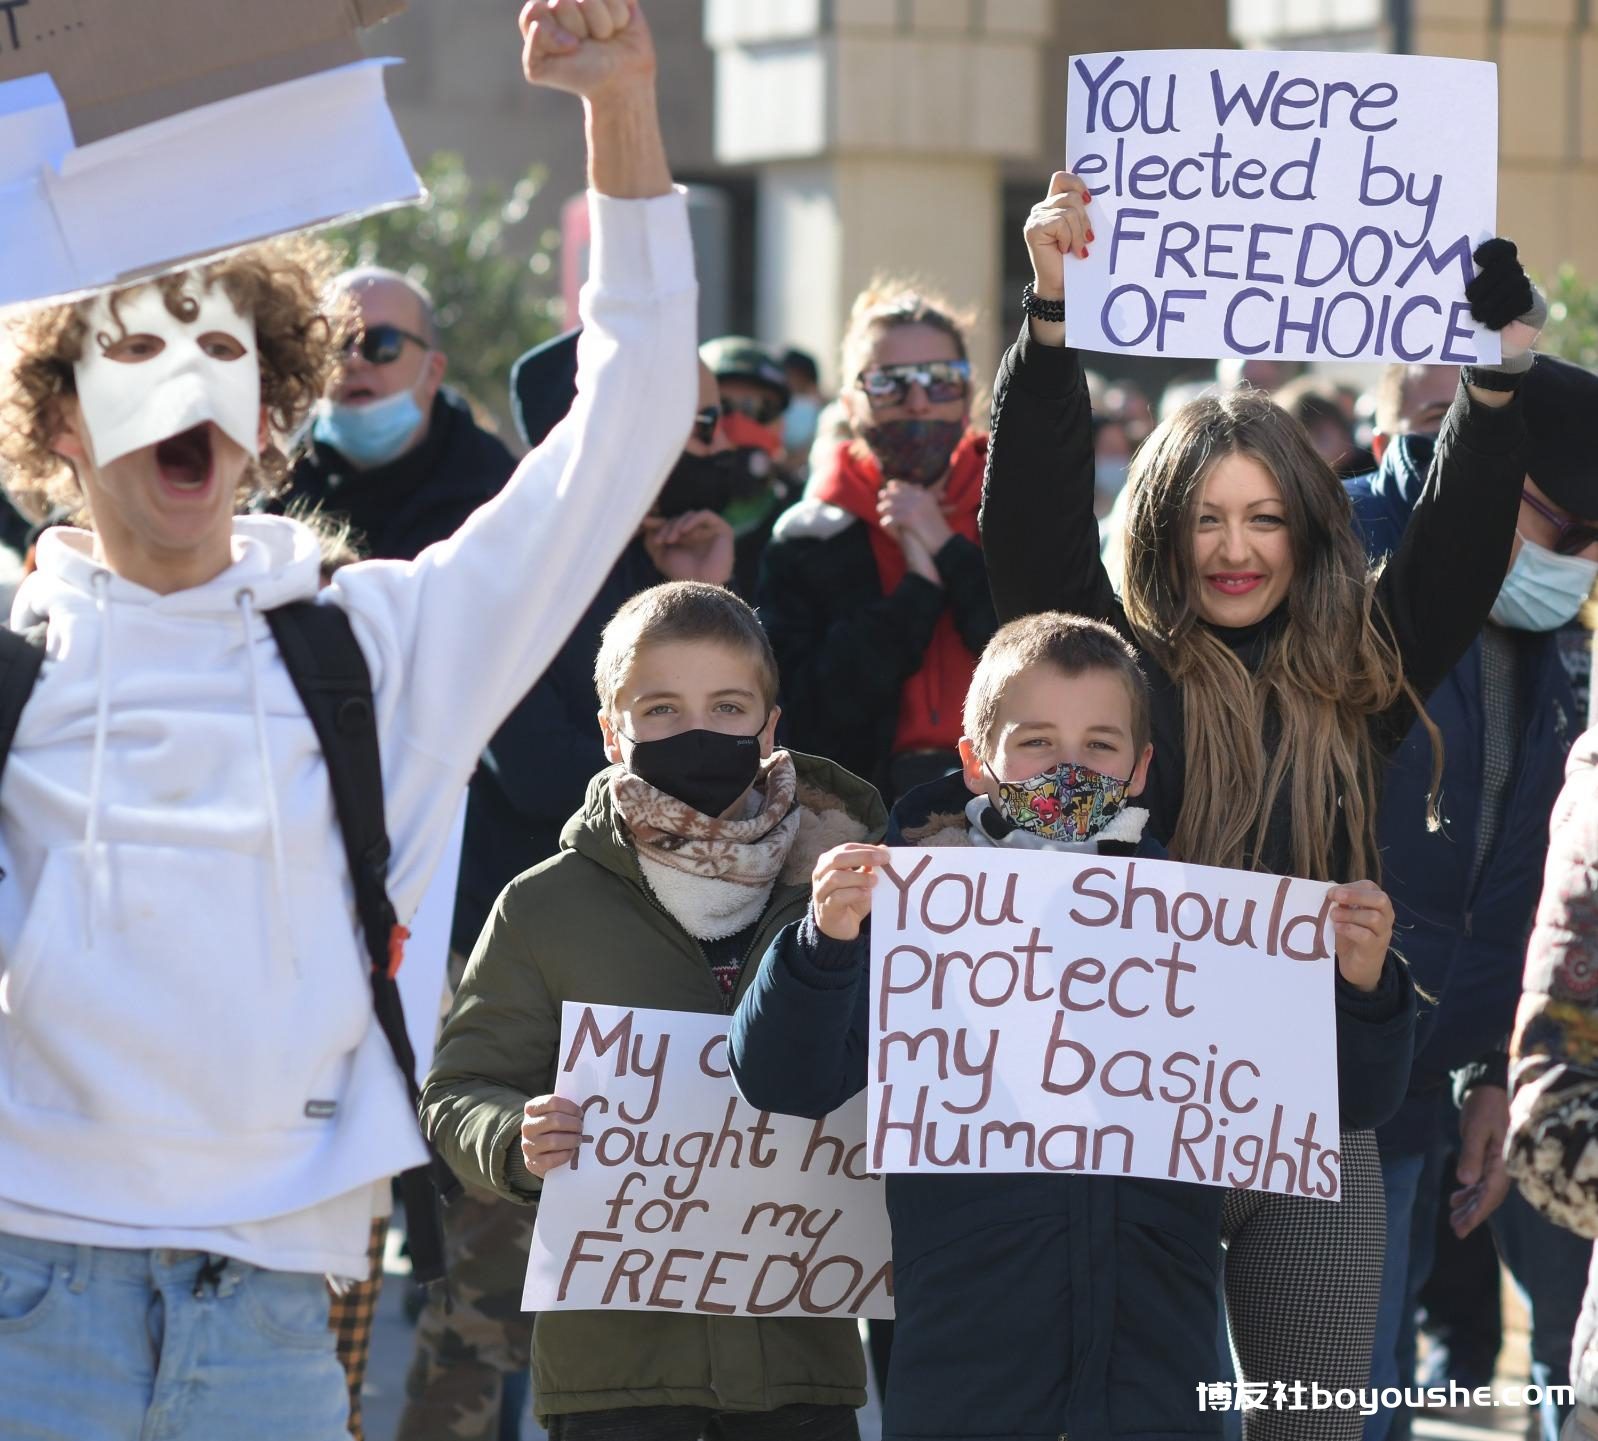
[1464,238,1547,375]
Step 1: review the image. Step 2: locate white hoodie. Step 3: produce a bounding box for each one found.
[0,190,698,1274]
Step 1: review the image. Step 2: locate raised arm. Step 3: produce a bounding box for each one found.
[981,172,1123,629]
[1374,241,1545,713]
[329,2,699,910]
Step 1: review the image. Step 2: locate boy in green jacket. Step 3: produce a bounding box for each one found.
[421,580,885,1440]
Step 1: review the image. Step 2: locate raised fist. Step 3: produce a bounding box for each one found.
[519,0,655,100]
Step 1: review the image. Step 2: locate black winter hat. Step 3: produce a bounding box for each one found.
[1521,353,1598,520]
[509,327,582,450]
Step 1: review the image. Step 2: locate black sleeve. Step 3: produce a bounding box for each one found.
[980,318,1125,629]
[934,534,1000,655]
[481,671,610,827]
[1334,956,1418,1129]
[1374,380,1529,733]
[757,531,946,759]
[728,912,870,1119]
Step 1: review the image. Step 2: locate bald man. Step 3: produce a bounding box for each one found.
[284,267,516,560]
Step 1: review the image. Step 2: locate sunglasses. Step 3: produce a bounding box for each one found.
[856,359,971,408]
[340,323,431,366]
[720,391,786,427]
[691,404,722,446]
[1521,487,1598,556]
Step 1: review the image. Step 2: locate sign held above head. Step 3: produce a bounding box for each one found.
[1062,49,1500,366]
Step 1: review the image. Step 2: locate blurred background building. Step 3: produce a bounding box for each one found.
[360,0,1597,410]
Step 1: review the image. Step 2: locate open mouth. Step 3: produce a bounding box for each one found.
[1206,573,1265,596]
[339,384,379,404]
[154,425,215,493]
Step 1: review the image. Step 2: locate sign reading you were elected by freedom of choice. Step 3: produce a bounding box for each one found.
[524,1002,893,1319]
[1064,50,1499,364]
[869,849,1342,1198]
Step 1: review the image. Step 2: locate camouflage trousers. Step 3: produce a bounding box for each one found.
[395,1183,535,1441]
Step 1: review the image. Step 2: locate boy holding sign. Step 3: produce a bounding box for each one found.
[730,614,1385,1438]
[421,581,885,1440]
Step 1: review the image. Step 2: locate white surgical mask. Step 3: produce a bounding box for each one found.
[1490,534,1598,632]
[72,281,261,467]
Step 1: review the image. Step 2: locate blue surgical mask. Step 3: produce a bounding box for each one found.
[312,388,426,468]
[1489,535,1598,632]
[782,396,821,456]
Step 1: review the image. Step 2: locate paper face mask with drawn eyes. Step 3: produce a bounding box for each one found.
[72,281,262,468]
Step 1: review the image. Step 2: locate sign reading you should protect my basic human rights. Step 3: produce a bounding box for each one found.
[1063,50,1499,364]
[868,849,1342,1197]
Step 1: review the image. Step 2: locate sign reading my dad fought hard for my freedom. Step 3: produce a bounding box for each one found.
[868,849,1341,1197]
[1063,50,1499,364]
[523,1002,894,1318]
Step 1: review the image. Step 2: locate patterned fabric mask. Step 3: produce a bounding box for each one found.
[987,759,1131,842]
[858,418,965,487]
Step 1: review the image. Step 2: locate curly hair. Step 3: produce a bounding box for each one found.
[0,235,347,518]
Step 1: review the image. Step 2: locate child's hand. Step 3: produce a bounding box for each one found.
[1329,879,1395,993]
[813,843,891,942]
[521,1094,583,1178]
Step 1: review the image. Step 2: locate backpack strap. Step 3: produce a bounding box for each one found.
[264,601,460,1284]
[0,626,48,789]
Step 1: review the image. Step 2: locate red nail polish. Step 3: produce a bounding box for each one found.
[1086,229,1095,242]
[1080,248,1088,259]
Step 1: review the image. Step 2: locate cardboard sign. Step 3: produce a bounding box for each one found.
[1063,50,1499,364]
[524,1003,895,1319]
[0,2,418,310]
[868,849,1343,1198]
[0,0,405,143]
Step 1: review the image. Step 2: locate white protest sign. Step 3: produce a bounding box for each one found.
[868,849,1342,1197]
[524,1002,895,1318]
[1064,50,1499,364]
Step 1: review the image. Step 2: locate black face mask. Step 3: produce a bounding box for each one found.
[654,448,780,520]
[622,727,765,817]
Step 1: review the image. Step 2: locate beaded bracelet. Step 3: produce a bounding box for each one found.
[1021,280,1065,323]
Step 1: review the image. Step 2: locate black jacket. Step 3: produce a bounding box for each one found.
[285,388,515,561]
[757,502,997,798]
[1348,436,1579,1152]
[730,772,1222,1441]
[980,321,1531,1129]
[450,539,664,953]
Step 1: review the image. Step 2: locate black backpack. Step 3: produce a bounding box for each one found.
[0,602,460,1281]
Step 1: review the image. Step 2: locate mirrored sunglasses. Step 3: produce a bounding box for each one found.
[856,358,971,408]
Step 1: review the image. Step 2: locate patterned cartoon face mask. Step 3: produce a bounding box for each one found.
[986,759,1131,842]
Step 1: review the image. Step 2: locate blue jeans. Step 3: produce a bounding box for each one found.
[1366,1147,1434,1441]
[1367,1143,1589,1441]
[1493,1185,1588,1441]
[0,1230,350,1440]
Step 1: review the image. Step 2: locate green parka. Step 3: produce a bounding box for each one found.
[421,751,886,1420]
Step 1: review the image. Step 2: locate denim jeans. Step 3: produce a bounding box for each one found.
[0,1230,350,1440]
[545,1403,861,1441]
[1493,1185,1589,1441]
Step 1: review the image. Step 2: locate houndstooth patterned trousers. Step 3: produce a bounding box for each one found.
[1222,1128,1386,1441]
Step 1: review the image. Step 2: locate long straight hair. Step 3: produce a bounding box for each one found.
[1119,390,1440,881]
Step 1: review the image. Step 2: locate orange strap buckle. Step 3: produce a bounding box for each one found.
[386,923,410,981]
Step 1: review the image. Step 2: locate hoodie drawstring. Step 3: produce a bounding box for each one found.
[236,590,298,977]
[83,572,113,947]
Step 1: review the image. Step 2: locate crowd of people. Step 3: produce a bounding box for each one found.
[4,4,1598,1441]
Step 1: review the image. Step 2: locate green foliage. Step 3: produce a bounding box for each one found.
[1537,266,1598,370]
[324,151,563,434]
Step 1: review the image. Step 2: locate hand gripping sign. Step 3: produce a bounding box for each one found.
[524,1003,894,1318]
[868,850,1343,1198]
[1063,49,1499,364]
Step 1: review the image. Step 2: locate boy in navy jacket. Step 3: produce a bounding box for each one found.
[730,614,1242,1441]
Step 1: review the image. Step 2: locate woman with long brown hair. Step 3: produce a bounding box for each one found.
[982,171,1546,1440]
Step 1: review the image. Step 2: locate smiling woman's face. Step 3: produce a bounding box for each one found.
[1189,452,1296,628]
